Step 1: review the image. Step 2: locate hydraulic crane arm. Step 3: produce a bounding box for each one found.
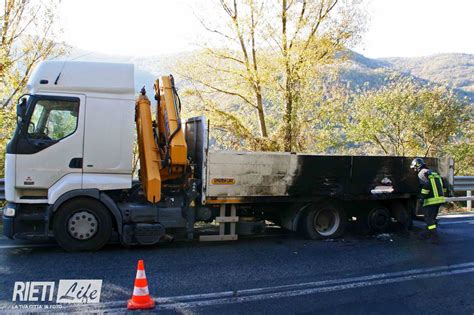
[154,75,187,174]
[135,88,162,203]
[135,75,188,203]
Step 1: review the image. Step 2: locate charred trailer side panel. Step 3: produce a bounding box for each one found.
[205,152,451,201]
[202,151,453,239]
[349,156,451,196]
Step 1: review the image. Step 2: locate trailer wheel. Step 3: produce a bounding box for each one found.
[367,207,391,232]
[303,203,347,239]
[53,198,112,251]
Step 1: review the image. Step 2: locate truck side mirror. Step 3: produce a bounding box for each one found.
[17,98,27,121]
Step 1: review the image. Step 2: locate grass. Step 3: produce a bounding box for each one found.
[440,202,472,215]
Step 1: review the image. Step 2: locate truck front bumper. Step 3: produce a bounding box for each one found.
[2,202,50,240]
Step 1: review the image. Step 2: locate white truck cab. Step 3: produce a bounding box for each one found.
[3,61,144,249]
[6,61,136,204]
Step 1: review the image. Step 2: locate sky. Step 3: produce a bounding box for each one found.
[59,0,474,58]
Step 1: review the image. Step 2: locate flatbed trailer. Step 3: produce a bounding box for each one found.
[185,117,454,241]
[2,61,454,251]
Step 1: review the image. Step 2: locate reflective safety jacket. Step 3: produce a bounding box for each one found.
[418,168,446,207]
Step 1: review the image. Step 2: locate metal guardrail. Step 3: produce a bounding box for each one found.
[448,176,474,211]
[453,176,474,192]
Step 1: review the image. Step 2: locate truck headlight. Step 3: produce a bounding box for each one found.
[3,207,15,217]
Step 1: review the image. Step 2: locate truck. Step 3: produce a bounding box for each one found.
[2,61,454,251]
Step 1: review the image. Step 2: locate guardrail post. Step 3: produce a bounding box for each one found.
[468,190,472,211]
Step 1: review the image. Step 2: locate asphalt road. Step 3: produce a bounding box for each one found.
[0,215,473,314]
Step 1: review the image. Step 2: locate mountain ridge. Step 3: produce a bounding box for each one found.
[66,48,474,102]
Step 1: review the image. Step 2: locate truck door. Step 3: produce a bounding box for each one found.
[14,94,85,199]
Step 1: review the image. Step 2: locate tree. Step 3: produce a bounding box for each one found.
[180,0,271,151]
[443,122,473,176]
[1,0,65,108]
[347,78,472,159]
[272,0,362,151]
[179,0,364,152]
[0,105,16,174]
[0,0,65,176]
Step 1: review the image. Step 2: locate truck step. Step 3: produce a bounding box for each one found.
[199,204,239,242]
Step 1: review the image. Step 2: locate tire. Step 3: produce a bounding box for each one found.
[53,198,113,251]
[367,207,391,232]
[302,203,347,239]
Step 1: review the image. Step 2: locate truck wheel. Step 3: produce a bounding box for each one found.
[367,207,391,232]
[303,203,347,239]
[53,198,113,251]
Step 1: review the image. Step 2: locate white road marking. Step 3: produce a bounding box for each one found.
[439,213,474,219]
[0,243,56,249]
[49,261,474,312]
[159,266,474,310]
[440,220,474,225]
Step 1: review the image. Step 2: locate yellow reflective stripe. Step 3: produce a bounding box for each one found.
[421,188,430,194]
[439,177,445,195]
[429,176,439,198]
[428,224,437,230]
[423,197,446,206]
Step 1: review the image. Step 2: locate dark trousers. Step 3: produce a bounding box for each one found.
[422,204,440,230]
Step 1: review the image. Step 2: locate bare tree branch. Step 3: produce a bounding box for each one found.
[195,12,235,42]
[192,76,257,109]
[204,47,245,65]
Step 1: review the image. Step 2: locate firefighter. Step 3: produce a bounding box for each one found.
[410,158,446,244]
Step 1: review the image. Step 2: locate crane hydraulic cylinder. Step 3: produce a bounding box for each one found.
[135,88,162,203]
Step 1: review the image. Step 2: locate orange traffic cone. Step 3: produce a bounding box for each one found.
[127,260,156,310]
